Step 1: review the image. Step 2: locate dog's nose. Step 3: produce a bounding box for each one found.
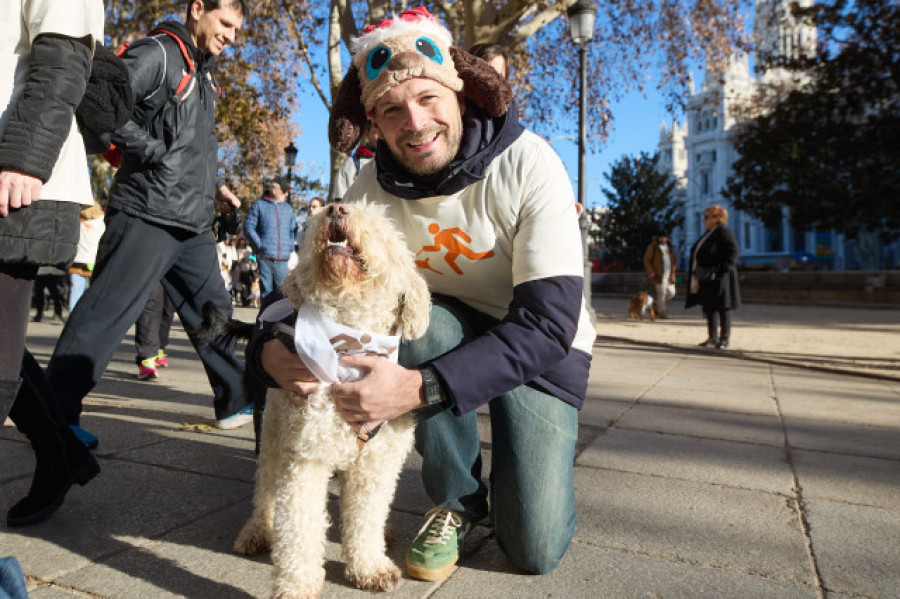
[327,204,349,217]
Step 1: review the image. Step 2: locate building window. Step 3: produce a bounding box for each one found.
[744,222,752,250]
[712,150,717,162]
[764,224,783,253]
[700,172,710,195]
[792,227,808,252]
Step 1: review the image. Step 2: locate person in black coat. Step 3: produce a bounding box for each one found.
[685,204,741,349]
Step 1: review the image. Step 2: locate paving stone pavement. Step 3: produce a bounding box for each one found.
[1,299,898,598]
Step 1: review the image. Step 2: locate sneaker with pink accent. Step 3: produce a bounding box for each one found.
[155,349,168,368]
[137,357,158,381]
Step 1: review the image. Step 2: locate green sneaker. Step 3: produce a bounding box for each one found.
[405,507,470,581]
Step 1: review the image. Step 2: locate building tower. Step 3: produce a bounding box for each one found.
[659,0,829,269]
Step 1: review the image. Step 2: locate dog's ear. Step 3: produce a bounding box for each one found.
[450,46,512,117]
[397,270,431,341]
[328,64,368,154]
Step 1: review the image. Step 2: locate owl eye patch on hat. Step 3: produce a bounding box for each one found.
[350,6,463,112]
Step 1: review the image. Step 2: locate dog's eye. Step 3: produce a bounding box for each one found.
[366,46,391,80]
[414,37,443,64]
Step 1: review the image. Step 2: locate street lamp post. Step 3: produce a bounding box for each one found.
[284,141,298,204]
[567,0,598,322]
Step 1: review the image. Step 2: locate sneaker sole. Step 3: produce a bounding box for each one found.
[405,556,458,581]
[215,413,253,430]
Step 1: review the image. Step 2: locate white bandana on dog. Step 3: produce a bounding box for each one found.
[258,299,401,384]
[296,303,400,384]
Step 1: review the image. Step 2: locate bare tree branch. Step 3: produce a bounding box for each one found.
[283,0,331,109]
[507,4,569,46]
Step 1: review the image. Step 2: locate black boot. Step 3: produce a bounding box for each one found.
[717,311,731,349]
[6,352,99,527]
[700,312,718,347]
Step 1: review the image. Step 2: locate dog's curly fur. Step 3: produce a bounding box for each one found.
[233,203,431,598]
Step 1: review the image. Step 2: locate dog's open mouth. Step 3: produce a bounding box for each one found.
[325,220,356,258]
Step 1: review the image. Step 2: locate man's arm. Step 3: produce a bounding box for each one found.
[243,201,262,251]
[643,244,658,281]
[105,40,169,164]
[0,33,92,216]
[216,184,240,212]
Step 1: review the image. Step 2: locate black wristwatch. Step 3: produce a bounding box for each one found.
[419,366,449,409]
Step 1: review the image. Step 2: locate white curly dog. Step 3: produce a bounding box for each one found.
[234,202,431,598]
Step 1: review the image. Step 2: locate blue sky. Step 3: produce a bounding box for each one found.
[290,85,676,209]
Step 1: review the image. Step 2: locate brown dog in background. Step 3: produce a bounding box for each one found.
[628,291,657,321]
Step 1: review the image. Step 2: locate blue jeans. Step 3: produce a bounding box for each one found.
[400,299,578,575]
[68,273,89,313]
[257,258,289,298]
[0,556,28,599]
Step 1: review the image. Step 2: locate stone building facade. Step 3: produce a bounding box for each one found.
[656,0,869,270]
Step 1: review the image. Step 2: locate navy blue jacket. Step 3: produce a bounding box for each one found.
[244,197,298,260]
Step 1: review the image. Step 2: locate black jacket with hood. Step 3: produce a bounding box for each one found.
[106,21,220,233]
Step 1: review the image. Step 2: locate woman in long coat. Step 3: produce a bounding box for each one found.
[685,205,741,349]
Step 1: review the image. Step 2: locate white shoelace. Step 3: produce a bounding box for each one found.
[417,508,465,545]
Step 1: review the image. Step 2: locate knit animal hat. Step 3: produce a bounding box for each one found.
[329,6,512,154]
[353,6,462,112]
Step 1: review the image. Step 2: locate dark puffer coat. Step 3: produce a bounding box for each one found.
[106,21,220,234]
[0,35,92,268]
[685,225,742,312]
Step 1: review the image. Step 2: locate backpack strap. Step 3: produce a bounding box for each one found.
[149,27,196,103]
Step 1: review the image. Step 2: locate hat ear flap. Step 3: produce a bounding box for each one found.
[450,46,512,117]
[328,64,368,154]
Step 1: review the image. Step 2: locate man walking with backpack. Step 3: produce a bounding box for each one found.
[47,0,254,446]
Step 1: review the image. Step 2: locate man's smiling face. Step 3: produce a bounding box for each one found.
[372,78,465,177]
[190,0,243,56]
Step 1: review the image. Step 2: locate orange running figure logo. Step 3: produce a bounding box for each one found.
[415,223,495,275]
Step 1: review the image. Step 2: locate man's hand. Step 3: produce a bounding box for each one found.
[332,355,424,436]
[0,170,42,218]
[260,339,319,406]
[216,184,241,213]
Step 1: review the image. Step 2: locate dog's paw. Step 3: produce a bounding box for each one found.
[233,523,271,555]
[346,560,402,592]
[272,580,322,599]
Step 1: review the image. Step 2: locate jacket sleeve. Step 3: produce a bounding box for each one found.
[106,39,168,164]
[245,289,294,388]
[643,244,655,275]
[0,34,92,181]
[719,228,740,270]
[243,201,262,252]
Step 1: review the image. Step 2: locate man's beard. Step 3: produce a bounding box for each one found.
[391,122,462,177]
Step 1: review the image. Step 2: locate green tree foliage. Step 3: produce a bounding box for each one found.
[600,151,681,270]
[724,0,900,240]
